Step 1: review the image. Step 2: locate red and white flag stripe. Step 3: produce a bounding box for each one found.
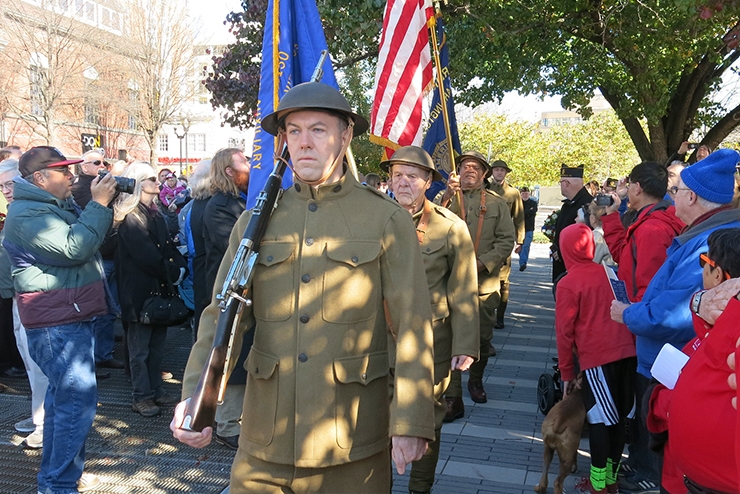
[370,0,435,156]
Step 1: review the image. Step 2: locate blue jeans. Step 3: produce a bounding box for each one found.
[94,259,119,363]
[519,230,534,267]
[26,321,97,494]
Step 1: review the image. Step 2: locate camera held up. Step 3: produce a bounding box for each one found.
[98,169,135,195]
[595,193,614,206]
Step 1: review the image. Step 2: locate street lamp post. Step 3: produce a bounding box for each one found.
[184,117,190,175]
[173,125,185,175]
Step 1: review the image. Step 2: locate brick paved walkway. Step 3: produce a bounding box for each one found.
[0,239,588,494]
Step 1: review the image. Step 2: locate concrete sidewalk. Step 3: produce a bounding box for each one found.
[0,241,585,494]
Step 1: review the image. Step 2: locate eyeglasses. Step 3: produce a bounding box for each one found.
[700,252,731,280]
[144,177,157,182]
[668,186,690,195]
[83,160,103,166]
[46,167,73,176]
[0,181,14,191]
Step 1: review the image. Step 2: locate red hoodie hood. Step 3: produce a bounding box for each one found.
[560,223,595,270]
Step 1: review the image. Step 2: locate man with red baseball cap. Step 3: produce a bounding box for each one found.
[4,146,117,493]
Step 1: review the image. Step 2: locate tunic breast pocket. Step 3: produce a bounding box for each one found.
[322,241,381,323]
[253,242,295,322]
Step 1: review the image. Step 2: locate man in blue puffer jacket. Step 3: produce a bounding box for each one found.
[3,146,117,494]
[610,148,740,493]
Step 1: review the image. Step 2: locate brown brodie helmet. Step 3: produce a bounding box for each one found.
[260,82,369,137]
[379,145,443,182]
[456,150,492,178]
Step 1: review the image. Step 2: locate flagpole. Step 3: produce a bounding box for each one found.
[429,10,464,220]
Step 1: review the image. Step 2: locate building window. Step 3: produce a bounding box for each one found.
[128,90,138,130]
[158,134,169,152]
[188,134,206,152]
[83,67,98,126]
[29,65,47,117]
[227,138,245,149]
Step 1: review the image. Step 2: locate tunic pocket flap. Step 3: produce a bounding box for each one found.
[333,352,388,385]
[246,347,279,380]
[257,242,294,267]
[326,241,381,267]
[421,238,445,256]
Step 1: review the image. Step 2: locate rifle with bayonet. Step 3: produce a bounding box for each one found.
[179,50,329,432]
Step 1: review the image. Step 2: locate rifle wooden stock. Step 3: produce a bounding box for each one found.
[180,298,240,432]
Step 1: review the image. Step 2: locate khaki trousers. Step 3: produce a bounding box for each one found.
[446,290,499,397]
[409,360,451,492]
[229,449,391,494]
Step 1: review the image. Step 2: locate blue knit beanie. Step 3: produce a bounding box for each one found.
[681,148,739,204]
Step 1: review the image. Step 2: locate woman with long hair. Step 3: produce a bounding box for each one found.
[113,162,187,417]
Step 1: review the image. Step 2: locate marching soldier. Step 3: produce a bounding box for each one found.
[437,151,515,421]
[382,146,480,494]
[172,82,436,493]
[486,159,525,330]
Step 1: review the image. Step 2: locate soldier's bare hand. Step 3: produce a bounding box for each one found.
[451,355,475,371]
[391,436,428,474]
[170,398,213,448]
[90,172,117,207]
[514,244,522,254]
[697,279,740,324]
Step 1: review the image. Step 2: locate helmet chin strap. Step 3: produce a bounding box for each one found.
[278,121,355,187]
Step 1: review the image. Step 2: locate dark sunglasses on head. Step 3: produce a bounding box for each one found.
[699,252,731,280]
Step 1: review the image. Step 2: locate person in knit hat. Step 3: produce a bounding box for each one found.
[609,148,740,493]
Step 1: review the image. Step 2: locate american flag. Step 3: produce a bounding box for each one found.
[370,0,435,159]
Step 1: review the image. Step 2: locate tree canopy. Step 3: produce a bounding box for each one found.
[205,0,740,167]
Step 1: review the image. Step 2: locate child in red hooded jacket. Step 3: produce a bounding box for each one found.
[556,223,637,494]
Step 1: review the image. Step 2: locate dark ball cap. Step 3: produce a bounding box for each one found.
[456,150,491,176]
[379,145,442,181]
[261,82,369,137]
[19,146,82,177]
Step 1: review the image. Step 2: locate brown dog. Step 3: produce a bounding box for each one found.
[534,377,586,494]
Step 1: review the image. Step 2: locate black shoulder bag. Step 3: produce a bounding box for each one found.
[139,264,190,327]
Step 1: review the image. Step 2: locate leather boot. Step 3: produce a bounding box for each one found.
[443,396,464,422]
[467,379,487,403]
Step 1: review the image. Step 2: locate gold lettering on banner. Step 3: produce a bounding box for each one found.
[277,51,289,77]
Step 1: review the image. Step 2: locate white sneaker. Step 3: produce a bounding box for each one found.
[23,427,43,449]
[14,417,35,433]
[77,472,101,492]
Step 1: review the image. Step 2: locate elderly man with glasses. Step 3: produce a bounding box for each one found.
[72,149,126,374]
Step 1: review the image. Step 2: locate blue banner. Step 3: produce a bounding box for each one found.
[423,18,461,201]
[247,0,338,208]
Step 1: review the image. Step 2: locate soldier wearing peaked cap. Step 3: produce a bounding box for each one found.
[551,164,593,283]
[435,150,515,421]
[381,145,480,493]
[172,82,436,493]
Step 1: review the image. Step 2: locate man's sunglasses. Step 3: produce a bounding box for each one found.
[84,160,104,166]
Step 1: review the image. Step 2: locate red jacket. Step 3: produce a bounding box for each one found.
[647,331,701,494]
[555,223,636,381]
[602,201,684,302]
[669,297,740,493]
